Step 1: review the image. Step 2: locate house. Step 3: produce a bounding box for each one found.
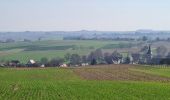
[0,63,5,67]
[27,59,37,67]
[9,60,20,67]
[28,59,36,64]
[40,64,45,68]
[60,64,68,67]
[81,63,89,66]
[112,59,122,64]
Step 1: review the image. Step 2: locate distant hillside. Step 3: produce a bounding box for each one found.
[0,30,170,41]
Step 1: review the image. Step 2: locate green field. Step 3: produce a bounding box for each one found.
[0,40,138,63]
[131,65,170,78]
[1,65,170,100]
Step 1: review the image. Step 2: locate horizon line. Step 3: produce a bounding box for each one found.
[1,29,170,33]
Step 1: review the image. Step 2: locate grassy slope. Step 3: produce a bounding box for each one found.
[0,67,170,100]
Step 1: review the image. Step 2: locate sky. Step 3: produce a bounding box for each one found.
[0,0,170,31]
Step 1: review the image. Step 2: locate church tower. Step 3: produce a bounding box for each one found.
[146,45,152,64]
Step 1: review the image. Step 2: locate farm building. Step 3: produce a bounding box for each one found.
[27,59,38,67]
[81,63,89,66]
[9,60,20,67]
[60,64,68,67]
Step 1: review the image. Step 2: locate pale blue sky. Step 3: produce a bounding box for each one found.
[0,0,170,31]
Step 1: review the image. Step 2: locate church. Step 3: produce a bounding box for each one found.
[146,45,152,64]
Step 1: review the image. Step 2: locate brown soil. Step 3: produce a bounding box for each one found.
[74,64,170,82]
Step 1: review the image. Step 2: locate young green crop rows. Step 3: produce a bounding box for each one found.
[0,66,170,100]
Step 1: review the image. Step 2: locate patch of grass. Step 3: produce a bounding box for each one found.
[102,43,132,49]
[0,68,79,82]
[130,65,170,78]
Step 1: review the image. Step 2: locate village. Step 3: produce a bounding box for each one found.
[1,45,170,68]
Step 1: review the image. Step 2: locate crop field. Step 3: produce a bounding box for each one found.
[1,65,170,99]
[0,40,140,63]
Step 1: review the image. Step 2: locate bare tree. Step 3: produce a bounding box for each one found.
[70,54,81,65]
[50,58,64,67]
[94,49,103,60]
[131,53,140,63]
[88,51,96,62]
[111,51,123,62]
[40,57,48,64]
[88,49,103,63]
[64,53,71,61]
[140,46,148,53]
[104,52,113,64]
[91,58,97,65]
[82,55,88,63]
[142,36,148,41]
[156,46,167,57]
[166,52,170,58]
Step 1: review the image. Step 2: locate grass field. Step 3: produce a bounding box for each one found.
[0,40,138,63]
[1,65,170,100]
[130,65,170,78]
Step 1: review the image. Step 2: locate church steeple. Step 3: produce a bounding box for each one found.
[146,45,152,64]
[147,45,152,55]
